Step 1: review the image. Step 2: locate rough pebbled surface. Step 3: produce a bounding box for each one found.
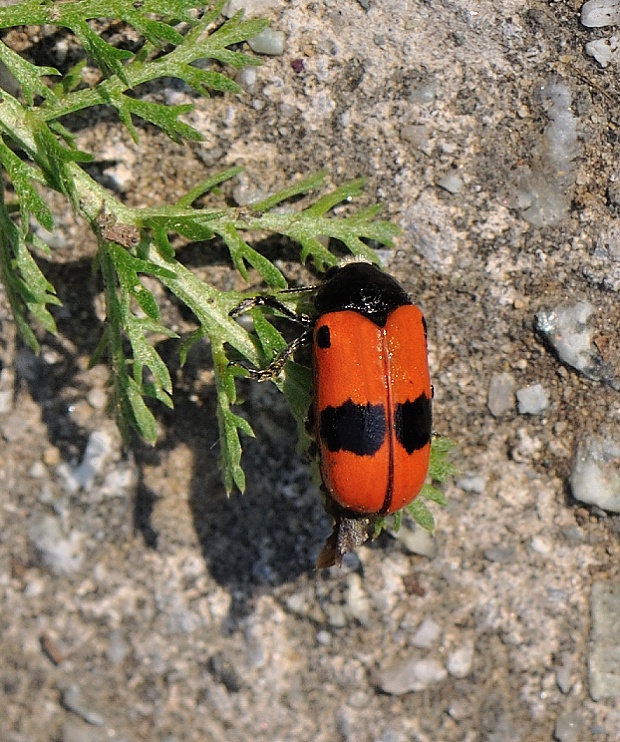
[3,2,620,741]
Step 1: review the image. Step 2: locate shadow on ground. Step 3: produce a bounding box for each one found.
[29,251,328,623]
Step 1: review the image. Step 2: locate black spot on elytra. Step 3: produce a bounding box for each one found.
[316,325,331,349]
[319,400,386,455]
[395,395,432,454]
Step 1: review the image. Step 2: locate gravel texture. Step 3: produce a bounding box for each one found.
[3,1,620,741]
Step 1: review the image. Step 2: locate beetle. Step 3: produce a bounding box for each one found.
[230,261,433,566]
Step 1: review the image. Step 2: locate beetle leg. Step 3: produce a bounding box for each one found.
[229,328,313,382]
[229,295,312,327]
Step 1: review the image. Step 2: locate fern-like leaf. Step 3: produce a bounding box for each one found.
[0,41,59,104]
[0,138,54,233]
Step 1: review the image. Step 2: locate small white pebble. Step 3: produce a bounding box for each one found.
[237,66,258,93]
[571,436,620,512]
[488,372,516,417]
[411,618,441,648]
[72,430,114,491]
[29,461,48,479]
[437,172,464,194]
[535,302,599,374]
[448,699,471,721]
[531,536,552,554]
[581,0,620,28]
[232,180,267,206]
[585,36,620,67]
[457,475,487,494]
[62,685,105,726]
[248,28,285,56]
[346,573,371,627]
[0,390,13,414]
[516,384,549,414]
[222,0,280,17]
[377,656,447,695]
[23,578,45,598]
[392,525,437,558]
[556,652,573,694]
[447,642,474,678]
[87,388,107,410]
[28,515,84,575]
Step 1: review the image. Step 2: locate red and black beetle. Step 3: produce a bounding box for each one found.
[231,261,432,566]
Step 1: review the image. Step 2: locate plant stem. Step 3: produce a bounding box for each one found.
[97,236,131,431]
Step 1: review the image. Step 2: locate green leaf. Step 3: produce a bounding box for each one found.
[179,327,208,366]
[107,241,176,281]
[52,59,87,96]
[0,138,54,232]
[145,213,217,241]
[176,65,242,96]
[0,195,59,349]
[420,484,449,507]
[406,498,436,533]
[191,0,225,28]
[128,316,178,339]
[339,236,380,263]
[252,311,287,359]
[206,48,263,68]
[429,436,457,481]
[136,0,204,16]
[347,203,384,221]
[28,299,58,334]
[305,178,365,217]
[14,238,60,303]
[33,124,92,205]
[0,41,59,104]
[48,120,78,149]
[213,343,255,493]
[126,378,159,444]
[298,235,338,270]
[281,361,312,438]
[104,88,139,141]
[151,225,176,261]
[89,326,111,368]
[214,178,400,271]
[209,13,269,47]
[123,12,184,48]
[15,312,40,352]
[249,171,328,213]
[392,510,404,532]
[122,97,202,144]
[214,222,288,287]
[142,381,174,408]
[176,166,244,208]
[430,435,457,456]
[0,0,203,28]
[0,0,406,483]
[27,232,53,258]
[127,324,174,395]
[68,18,133,83]
[131,281,160,320]
[33,124,73,198]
